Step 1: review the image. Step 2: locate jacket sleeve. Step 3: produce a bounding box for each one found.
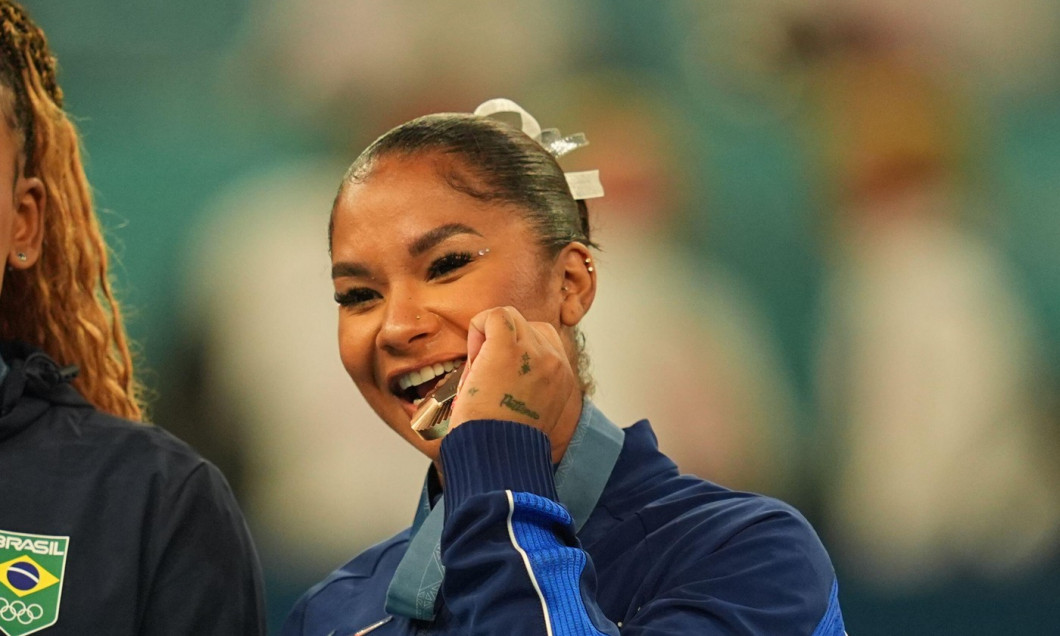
[440,420,620,636]
[139,461,268,635]
[439,420,845,636]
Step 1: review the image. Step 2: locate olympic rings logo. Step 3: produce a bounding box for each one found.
[0,598,44,625]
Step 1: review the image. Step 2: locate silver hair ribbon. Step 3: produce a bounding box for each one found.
[473,98,604,201]
[539,129,588,159]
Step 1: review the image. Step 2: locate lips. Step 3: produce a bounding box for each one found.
[391,358,466,405]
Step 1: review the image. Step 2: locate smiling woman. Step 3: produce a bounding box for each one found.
[329,143,591,462]
[283,99,847,636]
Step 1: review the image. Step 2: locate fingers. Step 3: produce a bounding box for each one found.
[453,307,574,433]
[466,307,566,369]
[530,320,564,354]
[466,306,525,366]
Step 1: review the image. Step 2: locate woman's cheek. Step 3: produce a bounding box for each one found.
[337,321,370,382]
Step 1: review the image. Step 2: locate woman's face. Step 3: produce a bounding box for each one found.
[330,152,566,459]
[0,121,19,290]
[0,117,43,294]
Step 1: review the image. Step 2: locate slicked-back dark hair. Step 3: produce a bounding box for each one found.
[330,113,595,255]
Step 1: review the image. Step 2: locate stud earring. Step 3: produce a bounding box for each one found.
[584,257,594,273]
[16,252,27,262]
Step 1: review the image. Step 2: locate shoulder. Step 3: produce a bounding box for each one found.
[83,414,249,531]
[286,532,411,632]
[18,402,239,519]
[599,424,840,629]
[609,421,832,565]
[639,476,839,632]
[656,480,824,550]
[2,364,245,526]
[76,413,253,545]
[623,458,835,578]
[299,532,410,603]
[56,406,213,482]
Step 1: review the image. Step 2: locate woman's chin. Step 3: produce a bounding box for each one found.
[409,433,443,462]
[382,411,443,460]
[398,399,421,420]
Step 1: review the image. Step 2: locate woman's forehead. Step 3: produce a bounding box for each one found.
[334,154,523,231]
[337,167,472,228]
[332,172,531,257]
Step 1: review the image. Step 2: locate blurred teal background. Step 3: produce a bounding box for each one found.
[25,0,1060,633]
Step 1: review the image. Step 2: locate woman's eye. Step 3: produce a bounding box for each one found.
[334,287,381,309]
[427,251,474,280]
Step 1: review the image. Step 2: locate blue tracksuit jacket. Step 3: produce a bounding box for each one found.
[283,405,845,635]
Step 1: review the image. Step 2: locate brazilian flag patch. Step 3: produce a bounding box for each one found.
[0,530,68,636]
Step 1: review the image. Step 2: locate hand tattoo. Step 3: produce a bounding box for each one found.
[519,352,531,375]
[499,394,540,420]
[467,386,479,396]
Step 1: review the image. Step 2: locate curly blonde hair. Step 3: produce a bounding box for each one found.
[0,0,143,420]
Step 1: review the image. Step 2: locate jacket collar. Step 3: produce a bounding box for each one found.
[386,400,626,621]
[0,341,85,442]
[595,419,682,514]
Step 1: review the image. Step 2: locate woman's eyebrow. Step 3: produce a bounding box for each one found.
[331,261,372,279]
[409,223,483,257]
[331,223,483,279]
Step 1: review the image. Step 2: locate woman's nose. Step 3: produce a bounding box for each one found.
[377,293,435,353]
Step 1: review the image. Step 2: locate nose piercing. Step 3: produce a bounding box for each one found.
[416,315,421,321]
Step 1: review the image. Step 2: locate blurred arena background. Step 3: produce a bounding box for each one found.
[24,0,1060,632]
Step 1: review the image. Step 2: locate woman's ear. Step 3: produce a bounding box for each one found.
[7,175,45,269]
[554,242,597,328]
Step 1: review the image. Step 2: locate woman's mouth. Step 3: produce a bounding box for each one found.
[409,361,466,440]
[392,359,465,406]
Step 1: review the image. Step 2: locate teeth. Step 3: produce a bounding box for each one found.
[396,359,464,394]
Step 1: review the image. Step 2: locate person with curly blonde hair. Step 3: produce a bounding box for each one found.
[0,2,266,633]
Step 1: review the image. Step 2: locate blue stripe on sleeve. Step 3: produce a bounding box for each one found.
[507,490,611,636]
[810,579,846,636]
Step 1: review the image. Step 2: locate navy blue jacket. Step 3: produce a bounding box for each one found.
[0,342,266,634]
[284,408,845,635]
